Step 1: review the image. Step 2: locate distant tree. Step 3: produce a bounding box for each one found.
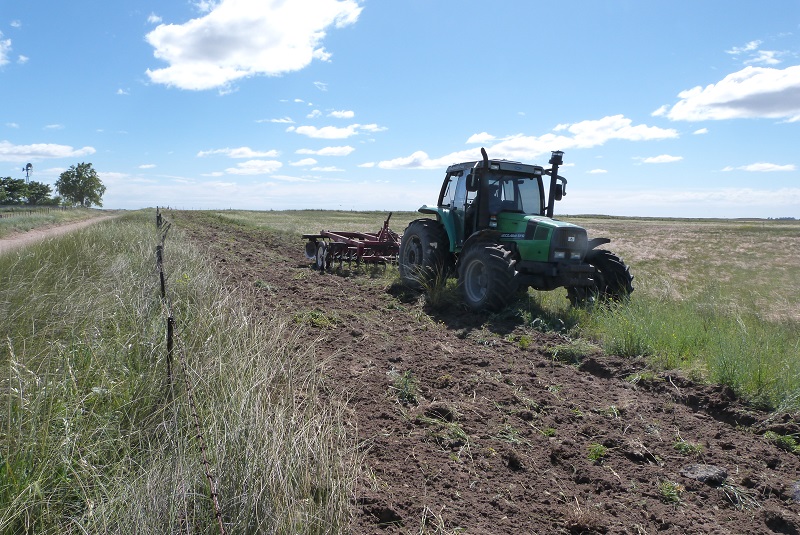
[56,163,106,208]
[0,177,29,204]
[25,181,53,205]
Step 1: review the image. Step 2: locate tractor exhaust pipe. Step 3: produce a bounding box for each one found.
[546,150,564,218]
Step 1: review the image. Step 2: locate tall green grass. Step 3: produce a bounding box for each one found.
[1,211,355,533]
[575,284,800,411]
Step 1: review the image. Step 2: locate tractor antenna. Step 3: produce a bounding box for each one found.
[481,147,489,168]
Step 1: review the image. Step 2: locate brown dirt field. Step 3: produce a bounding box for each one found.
[173,210,800,535]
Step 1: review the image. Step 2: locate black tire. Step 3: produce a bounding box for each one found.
[315,242,328,272]
[567,249,634,306]
[399,219,450,289]
[458,243,517,312]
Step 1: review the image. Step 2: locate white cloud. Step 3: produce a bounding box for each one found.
[117,88,129,95]
[224,159,283,175]
[359,123,387,133]
[44,124,64,130]
[0,35,12,66]
[726,40,761,55]
[10,21,21,28]
[466,132,496,144]
[148,13,163,24]
[296,145,354,156]
[197,147,279,158]
[358,162,375,168]
[311,166,343,172]
[260,117,294,124]
[588,169,608,174]
[744,50,782,66]
[17,55,27,65]
[139,164,156,169]
[288,123,385,139]
[660,65,800,122]
[723,162,796,172]
[314,81,329,91]
[290,158,317,166]
[328,110,354,119]
[307,109,322,119]
[6,123,19,128]
[640,154,683,164]
[378,115,678,170]
[0,140,96,162]
[145,0,362,90]
[693,128,708,135]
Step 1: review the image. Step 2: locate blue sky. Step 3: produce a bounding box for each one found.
[1,1,799,218]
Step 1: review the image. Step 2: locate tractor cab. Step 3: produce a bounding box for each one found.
[433,150,566,249]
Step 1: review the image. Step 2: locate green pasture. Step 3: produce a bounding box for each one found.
[0,207,106,238]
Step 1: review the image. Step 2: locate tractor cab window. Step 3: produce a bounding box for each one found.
[486,174,544,216]
[440,171,462,208]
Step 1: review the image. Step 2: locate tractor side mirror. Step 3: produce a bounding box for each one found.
[554,184,563,201]
[466,172,479,192]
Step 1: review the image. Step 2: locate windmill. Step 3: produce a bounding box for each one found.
[22,163,32,183]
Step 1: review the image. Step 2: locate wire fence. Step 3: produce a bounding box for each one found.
[156,206,226,535]
[0,206,73,219]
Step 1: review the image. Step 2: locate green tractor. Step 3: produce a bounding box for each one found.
[398,148,633,311]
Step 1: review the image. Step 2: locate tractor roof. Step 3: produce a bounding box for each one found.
[446,159,545,176]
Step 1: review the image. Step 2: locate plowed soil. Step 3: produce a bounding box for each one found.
[174,211,800,535]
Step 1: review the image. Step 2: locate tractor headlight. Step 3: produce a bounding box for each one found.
[553,250,566,260]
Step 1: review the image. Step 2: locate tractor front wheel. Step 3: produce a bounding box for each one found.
[399,219,450,289]
[567,249,633,306]
[459,243,517,312]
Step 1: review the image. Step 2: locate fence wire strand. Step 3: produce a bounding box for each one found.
[156,207,226,535]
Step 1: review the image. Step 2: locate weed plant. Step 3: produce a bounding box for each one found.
[0,210,354,534]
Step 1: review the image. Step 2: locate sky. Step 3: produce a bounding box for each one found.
[1,0,799,218]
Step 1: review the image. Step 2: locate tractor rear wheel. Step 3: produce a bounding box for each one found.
[459,243,517,312]
[399,219,450,289]
[567,249,633,306]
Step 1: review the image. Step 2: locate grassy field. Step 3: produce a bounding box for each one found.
[2,208,797,532]
[0,207,108,238]
[0,210,354,533]
[199,209,800,410]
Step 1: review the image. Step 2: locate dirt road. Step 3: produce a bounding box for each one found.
[175,210,799,535]
[0,216,117,255]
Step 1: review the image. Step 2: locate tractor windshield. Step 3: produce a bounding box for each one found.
[486,174,544,216]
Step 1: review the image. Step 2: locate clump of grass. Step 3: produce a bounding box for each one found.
[587,443,609,463]
[0,210,355,534]
[674,438,704,456]
[388,369,419,404]
[548,339,600,364]
[763,431,800,454]
[292,309,340,328]
[658,480,684,504]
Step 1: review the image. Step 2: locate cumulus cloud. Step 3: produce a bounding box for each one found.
[722,162,796,172]
[654,65,800,122]
[0,140,96,162]
[296,145,354,156]
[148,13,163,24]
[197,147,279,158]
[693,128,708,135]
[639,154,683,164]
[145,0,362,90]
[378,115,678,170]
[466,132,496,144]
[288,123,384,139]
[224,159,283,175]
[139,164,156,169]
[290,158,317,166]
[328,110,354,119]
[0,33,11,66]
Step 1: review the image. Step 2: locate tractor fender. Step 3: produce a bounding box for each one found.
[587,237,611,251]
[461,230,502,253]
[418,205,460,253]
